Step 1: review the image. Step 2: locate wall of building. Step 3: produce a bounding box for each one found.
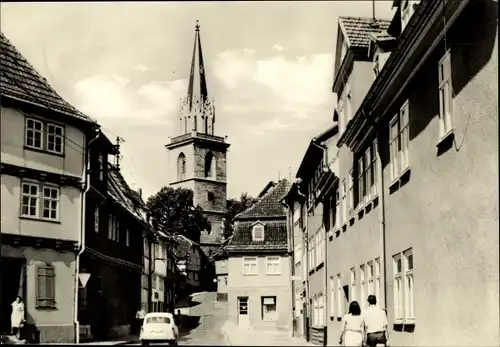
[1,245,76,343]
[227,254,292,331]
[167,143,195,184]
[0,106,85,178]
[1,175,82,242]
[381,3,498,345]
[193,146,227,182]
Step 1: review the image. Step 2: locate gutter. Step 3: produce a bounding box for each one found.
[74,129,100,344]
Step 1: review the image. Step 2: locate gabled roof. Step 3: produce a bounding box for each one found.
[338,17,392,49]
[107,164,150,228]
[227,179,290,253]
[0,32,95,124]
[234,179,290,220]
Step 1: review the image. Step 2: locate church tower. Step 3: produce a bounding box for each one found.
[165,21,230,258]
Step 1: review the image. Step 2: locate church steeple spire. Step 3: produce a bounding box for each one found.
[180,20,215,136]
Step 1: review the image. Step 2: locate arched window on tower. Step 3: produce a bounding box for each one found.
[205,151,215,178]
[177,153,186,181]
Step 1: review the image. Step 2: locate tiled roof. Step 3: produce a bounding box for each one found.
[172,234,199,259]
[107,164,150,228]
[226,220,288,252]
[235,179,290,220]
[338,17,392,48]
[0,32,95,124]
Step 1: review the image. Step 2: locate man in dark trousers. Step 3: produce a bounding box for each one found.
[174,309,182,328]
[363,295,390,347]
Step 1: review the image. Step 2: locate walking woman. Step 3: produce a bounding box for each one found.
[11,296,25,338]
[339,301,364,347]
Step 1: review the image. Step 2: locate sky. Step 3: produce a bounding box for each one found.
[1,1,394,200]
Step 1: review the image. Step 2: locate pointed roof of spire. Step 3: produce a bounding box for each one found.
[186,20,208,111]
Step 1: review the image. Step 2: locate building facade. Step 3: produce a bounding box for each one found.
[213,237,231,302]
[338,0,498,345]
[164,22,230,259]
[173,235,203,294]
[0,32,97,343]
[78,159,146,341]
[226,180,293,333]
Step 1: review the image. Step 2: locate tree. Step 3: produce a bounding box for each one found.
[223,193,259,239]
[146,186,211,244]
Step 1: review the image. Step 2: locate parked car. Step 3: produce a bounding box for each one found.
[140,312,179,345]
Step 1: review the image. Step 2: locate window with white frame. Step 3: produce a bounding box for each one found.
[94,206,100,233]
[318,294,324,326]
[20,182,60,221]
[404,249,415,322]
[108,214,119,242]
[368,261,375,297]
[243,257,258,275]
[158,276,164,290]
[47,124,64,154]
[98,154,104,181]
[348,170,354,216]
[341,179,347,224]
[438,51,453,139]
[252,224,264,241]
[389,101,410,182]
[330,276,335,317]
[350,267,356,302]
[25,118,65,155]
[21,183,39,217]
[360,264,366,309]
[25,118,43,150]
[357,140,378,207]
[393,253,404,321]
[335,188,340,228]
[336,274,343,317]
[266,256,280,275]
[375,257,381,304]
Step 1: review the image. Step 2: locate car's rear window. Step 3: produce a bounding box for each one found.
[146,316,171,324]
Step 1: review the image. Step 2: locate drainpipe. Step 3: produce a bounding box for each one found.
[377,136,388,310]
[282,196,295,337]
[74,128,100,344]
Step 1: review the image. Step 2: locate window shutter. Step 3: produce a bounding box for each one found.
[36,264,55,308]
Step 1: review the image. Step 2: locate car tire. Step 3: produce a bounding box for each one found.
[168,340,178,345]
[141,340,149,345]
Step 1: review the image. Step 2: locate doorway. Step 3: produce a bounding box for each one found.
[0,257,26,334]
[237,297,249,328]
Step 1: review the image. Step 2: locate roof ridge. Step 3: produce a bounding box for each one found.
[235,179,289,219]
[338,16,391,22]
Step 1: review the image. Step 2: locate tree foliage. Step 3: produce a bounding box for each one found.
[146,186,211,244]
[223,192,259,239]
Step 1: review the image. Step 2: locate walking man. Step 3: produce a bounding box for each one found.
[363,295,390,347]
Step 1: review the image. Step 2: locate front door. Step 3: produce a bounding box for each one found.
[0,258,25,334]
[237,297,249,328]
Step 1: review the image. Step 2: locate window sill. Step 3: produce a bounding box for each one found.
[19,216,61,224]
[36,305,57,310]
[389,167,411,191]
[24,145,65,158]
[437,129,454,147]
[243,273,258,276]
[266,273,281,276]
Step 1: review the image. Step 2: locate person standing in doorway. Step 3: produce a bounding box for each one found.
[135,306,146,334]
[363,295,390,347]
[11,296,24,338]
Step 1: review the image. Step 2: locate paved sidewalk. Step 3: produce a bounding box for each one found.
[221,320,315,346]
[80,334,138,345]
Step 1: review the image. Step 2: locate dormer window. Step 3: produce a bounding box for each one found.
[252,222,265,241]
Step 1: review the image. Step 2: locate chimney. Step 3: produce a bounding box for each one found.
[137,188,143,198]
